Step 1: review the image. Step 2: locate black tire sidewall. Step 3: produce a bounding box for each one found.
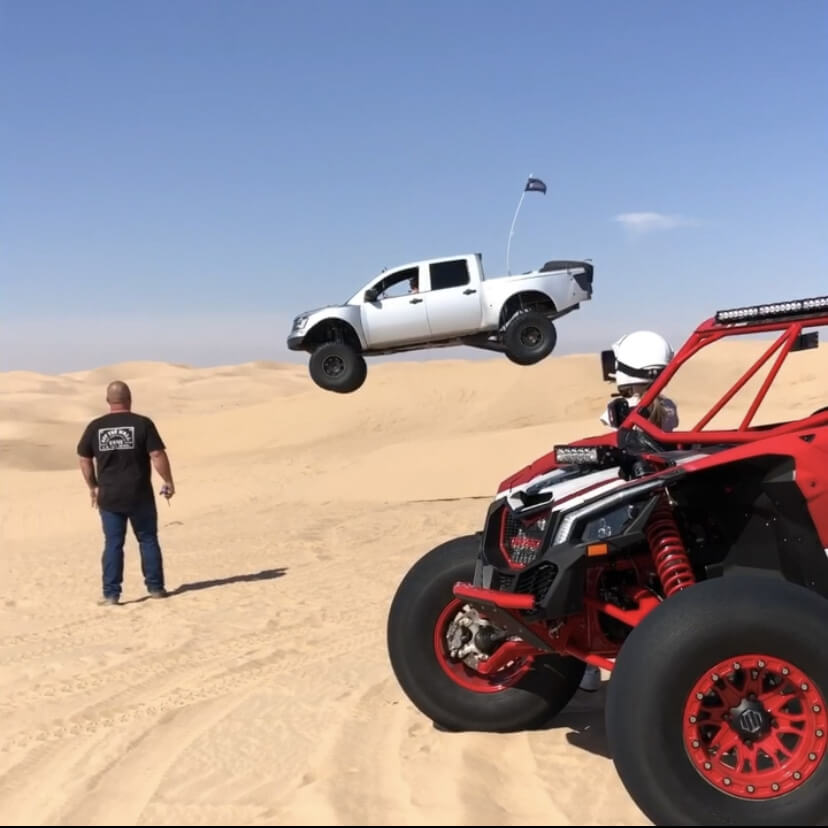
[309,342,366,392]
[503,311,557,365]
[387,535,584,732]
[606,574,828,826]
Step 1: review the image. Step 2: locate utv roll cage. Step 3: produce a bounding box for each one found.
[607,295,828,447]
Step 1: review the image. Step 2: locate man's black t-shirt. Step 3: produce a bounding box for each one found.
[77,412,165,512]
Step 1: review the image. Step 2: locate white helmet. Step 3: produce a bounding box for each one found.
[610,330,674,390]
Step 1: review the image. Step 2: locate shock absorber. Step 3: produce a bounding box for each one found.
[646,492,696,597]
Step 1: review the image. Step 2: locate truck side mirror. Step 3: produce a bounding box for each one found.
[364,288,378,303]
[606,397,630,428]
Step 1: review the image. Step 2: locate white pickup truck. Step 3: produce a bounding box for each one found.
[287,253,594,392]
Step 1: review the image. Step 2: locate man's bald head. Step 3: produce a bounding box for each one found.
[106,380,132,409]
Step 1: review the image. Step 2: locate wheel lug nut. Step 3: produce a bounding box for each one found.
[723,777,732,786]
[689,715,697,724]
[772,783,780,791]
[817,730,824,737]
[782,667,789,675]
[692,740,700,748]
[814,705,821,713]
[801,682,809,690]
[704,762,712,770]
[758,660,765,668]
[747,785,755,793]
[711,673,719,682]
[733,662,741,670]
[794,771,802,779]
[809,753,817,761]
[696,692,704,700]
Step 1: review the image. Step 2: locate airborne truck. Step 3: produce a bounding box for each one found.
[287,253,594,392]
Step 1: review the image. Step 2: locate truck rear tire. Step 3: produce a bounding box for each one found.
[309,342,367,393]
[502,310,557,365]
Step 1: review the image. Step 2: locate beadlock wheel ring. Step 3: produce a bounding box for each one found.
[682,653,828,799]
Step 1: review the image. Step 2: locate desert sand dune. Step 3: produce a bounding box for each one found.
[1,342,826,826]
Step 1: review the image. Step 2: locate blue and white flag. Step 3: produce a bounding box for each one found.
[525,176,547,194]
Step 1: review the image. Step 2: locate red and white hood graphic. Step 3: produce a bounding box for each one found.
[495,451,710,515]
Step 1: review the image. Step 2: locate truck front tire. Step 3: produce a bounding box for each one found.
[502,310,558,365]
[309,342,367,393]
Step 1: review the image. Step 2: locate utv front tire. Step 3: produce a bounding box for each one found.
[387,534,585,732]
[606,574,828,826]
[309,342,367,393]
[502,310,557,365]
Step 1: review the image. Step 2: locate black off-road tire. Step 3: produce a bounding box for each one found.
[309,342,367,393]
[387,534,585,732]
[606,574,828,826]
[502,310,558,365]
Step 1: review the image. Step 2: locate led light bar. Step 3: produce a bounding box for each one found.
[554,444,621,467]
[715,296,828,324]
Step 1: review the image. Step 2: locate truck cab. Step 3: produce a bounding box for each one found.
[350,254,485,349]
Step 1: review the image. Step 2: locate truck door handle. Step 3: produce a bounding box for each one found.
[409,297,423,304]
[463,288,477,295]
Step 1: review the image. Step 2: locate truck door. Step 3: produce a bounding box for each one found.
[422,258,484,338]
[360,265,431,348]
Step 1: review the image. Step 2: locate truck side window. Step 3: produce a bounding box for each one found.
[429,259,470,290]
[378,267,419,298]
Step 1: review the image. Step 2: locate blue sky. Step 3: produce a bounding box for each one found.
[1,0,826,372]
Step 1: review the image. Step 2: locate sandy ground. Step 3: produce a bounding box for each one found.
[1,340,824,825]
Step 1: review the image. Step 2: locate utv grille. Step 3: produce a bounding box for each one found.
[500,509,549,567]
[491,562,558,605]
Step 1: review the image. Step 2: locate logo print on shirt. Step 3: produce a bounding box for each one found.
[98,426,135,451]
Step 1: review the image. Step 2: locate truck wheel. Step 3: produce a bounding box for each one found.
[502,310,557,365]
[387,534,585,732]
[308,342,367,393]
[605,574,828,826]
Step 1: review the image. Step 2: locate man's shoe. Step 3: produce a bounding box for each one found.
[98,595,119,606]
[148,588,169,599]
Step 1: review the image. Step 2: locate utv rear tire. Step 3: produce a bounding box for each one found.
[309,342,367,393]
[387,534,585,732]
[606,574,828,826]
[502,310,557,365]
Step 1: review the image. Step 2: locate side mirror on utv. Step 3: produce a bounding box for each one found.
[600,349,616,382]
[606,396,630,428]
[364,288,379,303]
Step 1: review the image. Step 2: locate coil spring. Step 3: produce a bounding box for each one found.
[646,494,696,597]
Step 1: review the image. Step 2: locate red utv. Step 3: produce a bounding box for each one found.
[386,295,828,826]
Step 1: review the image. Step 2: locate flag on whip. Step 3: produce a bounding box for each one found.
[506,173,547,274]
[524,176,547,194]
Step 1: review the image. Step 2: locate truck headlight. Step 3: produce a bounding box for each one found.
[292,315,309,331]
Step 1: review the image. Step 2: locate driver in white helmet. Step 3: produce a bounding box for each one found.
[599,329,679,431]
[580,330,679,693]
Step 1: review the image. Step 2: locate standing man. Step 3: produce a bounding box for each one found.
[77,380,175,605]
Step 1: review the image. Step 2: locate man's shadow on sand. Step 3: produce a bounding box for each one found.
[433,680,611,759]
[121,567,288,604]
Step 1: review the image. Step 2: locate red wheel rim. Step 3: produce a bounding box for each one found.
[683,654,827,798]
[433,598,533,693]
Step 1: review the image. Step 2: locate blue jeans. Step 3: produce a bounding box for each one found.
[99,499,165,598]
